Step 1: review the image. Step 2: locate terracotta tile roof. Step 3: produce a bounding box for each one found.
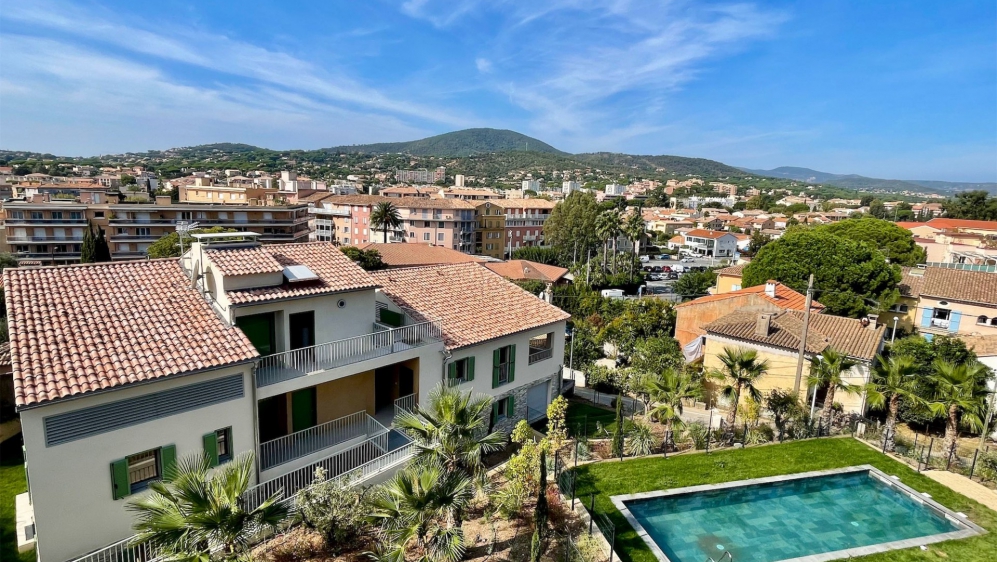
[706,309,884,361]
[0,342,10,368]
[716,264,746,277]
[898,267,925,298]
[926,218,997,231]
[669,235,684,244]
[223,243,377,305]
[205,246,284,276]
[356,243,485,267]
[484,260,569,283]
[490,199,557,210]
[4,260,259,407]
[370,263,570,350]
[919,267,997,306]
[685,229,731,239]
[300,192,337,204]
[896,222,930,230]
[959,335,997,357]
[676,281,824,311]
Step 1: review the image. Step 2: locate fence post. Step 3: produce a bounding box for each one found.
[589,493,595,535]
[706,413,712,454]
[924,438,935,472]
[970,449,980,481]
[609,527,615,562]
[946,446,955,471]
[911,432,919,459]
[882,427,889,454]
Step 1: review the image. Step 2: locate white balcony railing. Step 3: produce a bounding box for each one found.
[931,318,951,329]
[256,321,443,387]
[394,393,417,420]
[528,347,553,365]
[259,411,382,470]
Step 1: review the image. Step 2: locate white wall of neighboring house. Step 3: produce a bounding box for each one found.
[446,322,566,434]
[229,289,378,350]
[21,365,256,562]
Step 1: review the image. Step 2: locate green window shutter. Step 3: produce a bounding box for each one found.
[203,432,219,468]
[160,444,177,479]
[491,402,499,425]
[468,356,475,382]
[492,348,501,388]
[508,344,517,383]
[508,396,516,419]
[448,362,457,384]
[110,458,130,500]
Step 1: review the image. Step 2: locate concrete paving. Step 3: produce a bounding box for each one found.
[923,470,997,512]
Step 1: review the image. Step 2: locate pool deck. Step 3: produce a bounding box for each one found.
[610,464,986,562]
[923,470,997,512]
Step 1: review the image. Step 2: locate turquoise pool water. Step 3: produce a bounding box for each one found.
[623,470,964,562]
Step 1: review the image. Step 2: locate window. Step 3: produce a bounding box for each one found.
[137,227,151,236]
[889,303,909,313]
[93,211,105,218]
[9,211,23,220]
[439,221,444,228]
[31,212,43,220]
[204,427,233,466]
[991,318,997,327]
[424,232,430,241]
[978,315,988,325]
[492,345,516,388]
[448,357,475,385]
[180,212,193,221]
[15,245,28,253]
[437,232,444,241]
[110,444,176,499]
[731,284,742,291]
[492,395,514,425]
[51,211,63,220]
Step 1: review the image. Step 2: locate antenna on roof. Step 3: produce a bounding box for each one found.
[176,220,200,279]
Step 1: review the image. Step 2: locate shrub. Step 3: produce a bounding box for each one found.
[977,451,997,482]
[746,425,774,445]
[685,422,709,450]
[574,439,593,461]
[626,422,655,456]
[575,533,605,562]
[296,469,372,553]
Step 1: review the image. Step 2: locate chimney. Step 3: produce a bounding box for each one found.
[765,280,777,299]
[156,195,172,206]
[755,312,774,338]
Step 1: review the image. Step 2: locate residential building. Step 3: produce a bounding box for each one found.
[714,264,746,294]
[681,229,738,258]
[484,260,570,284]
[319,195,477,252]
[380,186,435,198]
[277,171,327,201]
[455,174,466,187]
[522,179,541,192]
[913,267,997,339]
[9,238,567,561]
[490,198,556,253]
[676,280,825,351]
[561,181,580,194]
[604,183,626,197]
[475,200,506,258]
[703,310,885,412]
[884,267,924,339]
[438,188,504,201]
[395,167,446,184]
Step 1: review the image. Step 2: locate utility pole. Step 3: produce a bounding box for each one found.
[793,274,815,396]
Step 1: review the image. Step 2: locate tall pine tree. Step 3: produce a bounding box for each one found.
[80,222,97,263]
[94,227,112,262]
[611,393,625,458]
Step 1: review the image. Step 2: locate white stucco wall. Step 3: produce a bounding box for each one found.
[231,289,377,351]
[21,365,256,562]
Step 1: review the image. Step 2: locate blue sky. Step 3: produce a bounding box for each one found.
[1,0,994,181]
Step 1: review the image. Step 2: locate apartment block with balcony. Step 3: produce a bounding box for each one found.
[2,199,105,264]
[474,200,506,258]
[491,198,555,253]
[8,236,569,561]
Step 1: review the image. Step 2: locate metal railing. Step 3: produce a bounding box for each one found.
[528,406,546,423]
[68,535,158,562]
[255,321,443,387]
[924,262,997,273]
[528,347,553,364]
[259,411,379,470]
[394,394,417,420]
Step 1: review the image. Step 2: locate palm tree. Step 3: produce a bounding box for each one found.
[647,369,701,448]
[127,452,288,560]
[864,355,921,452]
[623,210,646,280]
[806,348,860,429]
[394,384,506,486]
[367,465,472,562]
[595,210,621,274]
[928,359,990,459]
[371,201,402,244]
[712,347,769,428]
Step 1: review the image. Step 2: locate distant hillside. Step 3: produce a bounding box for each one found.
[578,152,744,177]
[738,166,997,195]
[327,128,565,157]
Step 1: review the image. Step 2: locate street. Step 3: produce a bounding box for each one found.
[640,254,728,302]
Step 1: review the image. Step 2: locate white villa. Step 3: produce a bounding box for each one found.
[7,233,568,561]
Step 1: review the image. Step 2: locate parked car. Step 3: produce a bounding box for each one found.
[639,255,650,263]
[661,266,672,272]
[601,289,626,298]
[657,254,670,260]
[668,272,679,280]
[652,266,663,272]
[643,266,654,272]
[671,265,685,273]
[681,257,695,263]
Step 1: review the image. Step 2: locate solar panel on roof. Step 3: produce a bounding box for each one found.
[283,265,318,283]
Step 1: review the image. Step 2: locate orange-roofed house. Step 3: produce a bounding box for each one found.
[680,229,738,258]
[8,233,568,561]
[357,242,485,268]
[484,260,570,284]
[675,280,824,351]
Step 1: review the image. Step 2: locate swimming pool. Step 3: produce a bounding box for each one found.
[611,465,983,562]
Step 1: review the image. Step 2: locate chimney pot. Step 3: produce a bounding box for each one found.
[755,312,774,338]
[765,281,777,299]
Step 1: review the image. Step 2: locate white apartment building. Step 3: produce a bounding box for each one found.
[9,235,568,561]
[278,171,327,198]
[604,183,626,197]
[522,179,541,191]
[681,229,739,258]
[455,174,466,187]
[562,181,580,194]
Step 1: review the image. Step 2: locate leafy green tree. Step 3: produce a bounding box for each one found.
[394,384,506,487]
[647,369,700,445]
[340,246,387,271]
[630,337,684,382]
[942,190,997,221]
[747,232,771,255]
[146,226,235,259]
[767,389,804,441]
[595,209,622,274]
[601,300,676,356]
[673,269,717,300]
[742,227,900,317]
[371,201,402,243]
[511,246,564,266]
[367,465,472,562]
[623,210,646,281]
[889,335,978,426]
[80,221,97,263]
[543,191,600,263]
[868,199,887,219]
[821,217,926,266]
[929,360,990,459]
[864,355,921,452]
[128,453,288,560]
[296,470,372,553]
[807,348,859,428]
[120,174,136,185]
[711,347,769,428]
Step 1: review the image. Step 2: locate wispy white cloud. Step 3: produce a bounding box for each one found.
[475,58,493,73]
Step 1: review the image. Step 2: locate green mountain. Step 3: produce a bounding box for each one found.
[327,128,565,157]
[577,152,744,177]
[737,166,997,195]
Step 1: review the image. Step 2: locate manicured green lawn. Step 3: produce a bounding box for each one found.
[572,438,997,562]
[565,401,634,438]
[0,437,34,562]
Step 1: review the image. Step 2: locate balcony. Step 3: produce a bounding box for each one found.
[6,236,85,242]
[259,410,385,471]
[5,218,87,225]
[529,347,553,365]
[256,321,443,387]
[930,318,951,330]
